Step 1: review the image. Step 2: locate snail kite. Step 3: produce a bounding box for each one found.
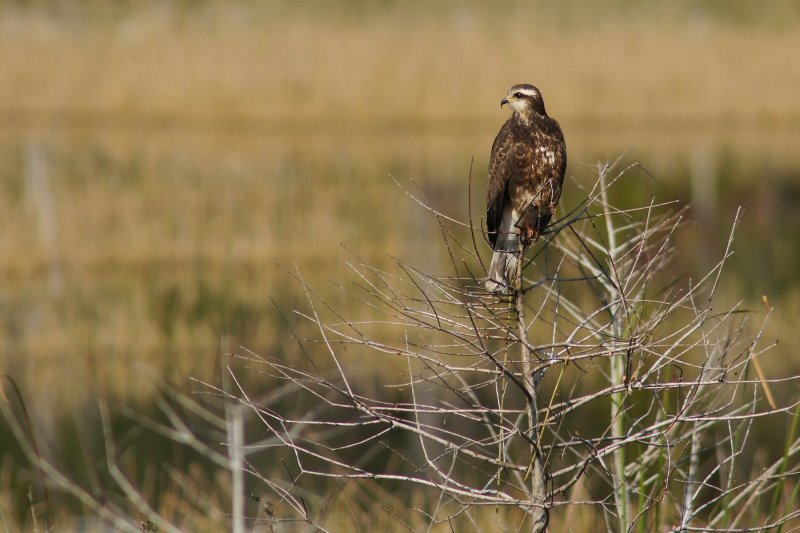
[485,84,567,293]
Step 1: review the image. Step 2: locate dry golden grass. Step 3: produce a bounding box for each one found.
[2,1,800,129]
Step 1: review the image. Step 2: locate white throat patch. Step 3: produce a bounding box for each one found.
[508,100,529,114]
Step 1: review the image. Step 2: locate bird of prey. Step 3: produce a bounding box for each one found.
[485,84,567,293]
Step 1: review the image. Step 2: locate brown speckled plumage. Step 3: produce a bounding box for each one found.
[486,84,566,292]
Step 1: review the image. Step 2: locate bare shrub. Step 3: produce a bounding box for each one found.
[215,159,798,531]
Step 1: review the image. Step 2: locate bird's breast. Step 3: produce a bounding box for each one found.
[535,145,557,167]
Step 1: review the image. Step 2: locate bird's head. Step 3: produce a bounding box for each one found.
[500,84,546,121]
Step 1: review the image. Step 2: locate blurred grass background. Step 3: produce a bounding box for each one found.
[1,0,800,527]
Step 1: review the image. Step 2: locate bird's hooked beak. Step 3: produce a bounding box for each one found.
[500,98,510,108]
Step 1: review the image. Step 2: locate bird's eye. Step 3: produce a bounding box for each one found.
[514,92,524,98]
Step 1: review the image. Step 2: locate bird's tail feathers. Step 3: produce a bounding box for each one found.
[486,204,521,293]
[485,250,519,294]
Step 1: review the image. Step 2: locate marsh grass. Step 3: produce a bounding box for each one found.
[2,2,800,129]
[4,129,799,409]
